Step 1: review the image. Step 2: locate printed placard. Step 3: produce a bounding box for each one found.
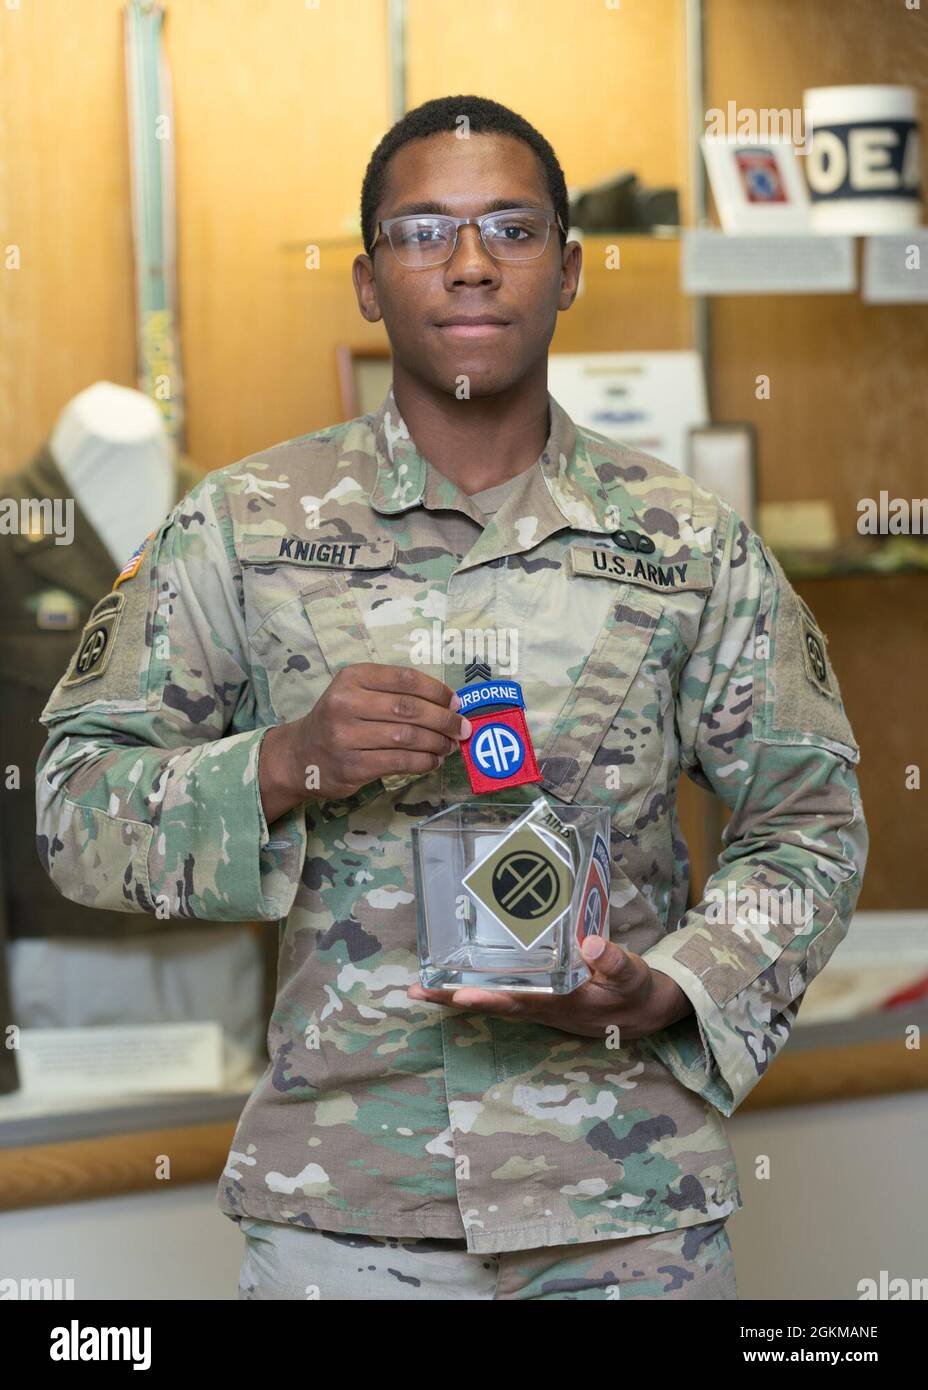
[15,1022,225,1097]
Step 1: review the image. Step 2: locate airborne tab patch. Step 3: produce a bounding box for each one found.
[570,545,712,593]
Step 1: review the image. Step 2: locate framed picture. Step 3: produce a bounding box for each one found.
[701,136,811,234]
[335,344,393,418]
[547,351,708,475]
[687,422,757,527]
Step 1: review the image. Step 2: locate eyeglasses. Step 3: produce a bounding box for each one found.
[373,208,566,268]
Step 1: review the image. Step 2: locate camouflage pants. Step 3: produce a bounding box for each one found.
[236,1217,737,1301]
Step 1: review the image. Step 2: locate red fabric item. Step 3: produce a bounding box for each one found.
[459,707,543,794]
[577,854,609,944]
[882,973,928,1009]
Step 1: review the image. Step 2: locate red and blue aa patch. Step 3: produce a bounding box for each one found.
[456,681,543,794]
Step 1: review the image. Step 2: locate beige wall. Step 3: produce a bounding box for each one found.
[407,0,689,198]
[0,0,137,467]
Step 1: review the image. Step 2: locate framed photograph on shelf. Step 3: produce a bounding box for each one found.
[688,422,758,527]
[701,136,811,234]
[547,351,708,475]
[336,344,393,418]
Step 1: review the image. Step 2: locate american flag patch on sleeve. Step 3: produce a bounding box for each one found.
[112,531,156,590]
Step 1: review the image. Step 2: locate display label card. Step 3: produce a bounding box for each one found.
[15,1023,225,1097]
[862,233,928,304]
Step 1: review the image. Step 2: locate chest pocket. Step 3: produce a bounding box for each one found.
[240,533,425,802]
[240,533,395,726]
[537,583,666,835]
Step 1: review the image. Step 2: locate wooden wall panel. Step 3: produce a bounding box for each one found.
[704,0,928,519]
[164,0,390,470]
[407,0,690,211]
[0,0,391,476]
[554,239,692,352]
[1,0,694,478]
[0,0,136,473]
[705,0,928,909]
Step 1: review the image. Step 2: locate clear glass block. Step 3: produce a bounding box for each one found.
[413,797,611,994]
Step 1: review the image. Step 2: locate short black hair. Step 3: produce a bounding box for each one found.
[359,94,569,258]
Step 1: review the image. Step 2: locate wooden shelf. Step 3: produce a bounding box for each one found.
[776,538,928,580]
[1,1036,925,1209]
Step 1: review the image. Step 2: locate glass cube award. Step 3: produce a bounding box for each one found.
[413,795,611,994]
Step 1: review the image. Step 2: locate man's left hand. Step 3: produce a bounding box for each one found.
[407,936,694,1040]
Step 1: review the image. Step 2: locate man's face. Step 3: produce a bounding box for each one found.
[353,131,581,397]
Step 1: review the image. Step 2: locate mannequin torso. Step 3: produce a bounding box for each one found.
[50,381,175,567]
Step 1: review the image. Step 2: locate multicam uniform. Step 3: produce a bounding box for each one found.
[35,385,867,1272]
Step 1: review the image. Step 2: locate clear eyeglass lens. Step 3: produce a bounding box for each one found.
[389,219,456,264]
[388,212,550,265]
[481,211,550,259]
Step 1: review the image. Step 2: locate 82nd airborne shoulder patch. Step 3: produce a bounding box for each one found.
[61,591,126,687]
[797,597,835,699]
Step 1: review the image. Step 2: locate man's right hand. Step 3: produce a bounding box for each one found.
[258,663,472,824]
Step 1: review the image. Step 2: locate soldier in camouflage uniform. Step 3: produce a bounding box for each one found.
[35,96,866,1299]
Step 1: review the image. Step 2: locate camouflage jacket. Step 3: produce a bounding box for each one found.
[35,385,867,1255]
